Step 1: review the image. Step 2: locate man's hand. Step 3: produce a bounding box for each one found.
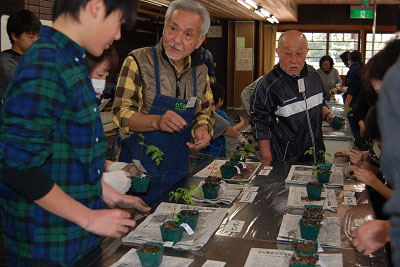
[115,195,151,220]
[353,168,378,187]
[186,126,211,150]
[351,220,391,255]
[102,181,150,220]
[83,208,136,238]
[157,110,187,133]
[342,149,363,166]
[260,158,272,167]
[325,112,334,125]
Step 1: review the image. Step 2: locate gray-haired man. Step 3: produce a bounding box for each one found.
[112,0,215,204]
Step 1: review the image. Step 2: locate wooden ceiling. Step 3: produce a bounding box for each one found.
[139,0,399,22]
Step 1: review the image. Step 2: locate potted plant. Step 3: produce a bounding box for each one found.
[160,189,185,244]
[304,148,332,183]
[302,211,323,222]
[331,107,351,130]
[169,186,203,231]
[299,218,321,241]
[294,240,318,255]
[130,174,151,194]
[205,175,222,185]
[305,182,323,200]
[159,220,183,244]
[290,253,318,267]
[202,181,220,199]
[220,163,238,179]
[136,242,164,267]
[130,134,164,194]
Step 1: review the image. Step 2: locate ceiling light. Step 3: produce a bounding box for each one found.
[272,16,279,23]
[267,17,275,23]
[245,0,258,9]
[260,8,271,17]
[237,0,251,9]
[141,0,169,7]
[254,9,265,18]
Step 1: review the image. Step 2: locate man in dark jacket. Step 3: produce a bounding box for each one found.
[250,30,333,166]
[344,50,364,149]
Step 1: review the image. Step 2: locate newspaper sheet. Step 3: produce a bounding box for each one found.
[277,214,341,248]
[110,248,193,267]
[243,248,343,267]
[122,202,228,250]
[285,165,344,187]
[287,186,338,209]
[193,159,261,182]
[192,181,243,205]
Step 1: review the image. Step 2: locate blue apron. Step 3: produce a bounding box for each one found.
[119,47,197,204]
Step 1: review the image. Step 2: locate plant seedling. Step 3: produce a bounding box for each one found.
[138,133,164,166]
[169,186,204,230]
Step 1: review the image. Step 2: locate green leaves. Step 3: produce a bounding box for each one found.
[137,134,164,166]
[169,185,203,208]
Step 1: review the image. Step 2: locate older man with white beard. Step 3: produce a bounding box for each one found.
[250,30,333,166]
[112,0,215,205]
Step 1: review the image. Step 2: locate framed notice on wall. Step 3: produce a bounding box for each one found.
[235,48,253,71]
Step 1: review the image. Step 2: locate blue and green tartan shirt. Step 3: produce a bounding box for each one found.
[0,26,107,265]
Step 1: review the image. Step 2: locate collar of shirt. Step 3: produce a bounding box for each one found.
[39,25,87,64]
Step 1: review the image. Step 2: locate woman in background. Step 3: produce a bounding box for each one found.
[87,45,119,106]
[317,55,342,99]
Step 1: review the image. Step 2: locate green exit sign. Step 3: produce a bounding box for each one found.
[350,6,374,19]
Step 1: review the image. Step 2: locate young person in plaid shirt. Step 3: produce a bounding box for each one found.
[0,0,150,265]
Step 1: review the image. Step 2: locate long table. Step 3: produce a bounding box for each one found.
[79,157,389,267]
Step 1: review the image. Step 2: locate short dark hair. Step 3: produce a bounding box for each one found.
[348,50,362,63]
[87,45,119,76]
[210,83,225,104]
[7,10,41,44]
[339,51,349,67]
[319,55,334,69]
[53,0,138,28]
[363,38,400,89]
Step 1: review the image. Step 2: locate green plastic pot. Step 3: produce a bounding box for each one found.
[177,210,200,231]
[331,116,345,130]
[220,164,237,179]
[131,176,151,193]
[318,163,332,171]
[306,182,323,200]
[160,221,183,244]
[136,242,164,267]
[227,160,246,169]
[300,219,321,241]
[317,172,331,184]
[294,241,318,255]
[202,184,220,199]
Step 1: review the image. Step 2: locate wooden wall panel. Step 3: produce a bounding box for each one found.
[0,0,54,20]
[227,21,235,108]
[233,21,254,109]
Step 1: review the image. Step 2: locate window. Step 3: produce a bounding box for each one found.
[366,33,398,62]
[275,31,360,75]
[329,33,359,75]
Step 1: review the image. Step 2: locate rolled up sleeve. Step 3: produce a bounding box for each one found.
[192,76,215,137]
[112,56,143,135]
